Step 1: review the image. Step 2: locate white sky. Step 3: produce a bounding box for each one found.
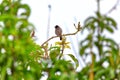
[21,0,120,43]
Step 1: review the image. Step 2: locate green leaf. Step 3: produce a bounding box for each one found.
[0,14,17,21]
[105,26,114,33]
[103,38,118,46]
[67,54,79,69]
[96,11,102,18]
[80,44,89,55]
[84,16,95,24]
[98,21,105,32]
[49,46,60,61]
[83,16,97,32]
[18,4,31,18]
[105,17,117,29]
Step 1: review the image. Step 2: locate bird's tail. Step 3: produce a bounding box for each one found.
[60,36,62,40]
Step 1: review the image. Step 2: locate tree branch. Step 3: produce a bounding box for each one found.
[41,22,82,47]
[105,0,120,15]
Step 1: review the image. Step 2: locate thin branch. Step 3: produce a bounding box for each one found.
[59,40,65,59]
[41,36,58,47]
[97,0,100,12]
[41,22,82,47]
[30,30,35,37]
[42,46,49,59]
[105,0,120,15]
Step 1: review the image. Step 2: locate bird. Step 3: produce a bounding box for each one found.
[30,30,35,37]
[55,25,62,40]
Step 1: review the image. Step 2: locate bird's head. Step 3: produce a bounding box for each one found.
[55,25,59,28]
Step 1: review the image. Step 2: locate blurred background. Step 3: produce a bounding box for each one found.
[21,0,120,69]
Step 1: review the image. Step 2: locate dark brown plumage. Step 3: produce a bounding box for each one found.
[55,25,62,40]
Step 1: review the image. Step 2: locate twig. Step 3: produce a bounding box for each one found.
[30,30,35,37]
[41,36,58,47]
[105,0,120,15]
[41,22,82,47]
[59,38,65,59]
[42,46,49,59]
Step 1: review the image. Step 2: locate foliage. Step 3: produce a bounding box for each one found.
[79,0,120,80]
[0,0,79,80]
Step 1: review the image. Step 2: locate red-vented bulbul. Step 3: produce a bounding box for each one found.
[55,25,62,40]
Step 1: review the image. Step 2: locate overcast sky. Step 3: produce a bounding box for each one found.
[21,0,120,43]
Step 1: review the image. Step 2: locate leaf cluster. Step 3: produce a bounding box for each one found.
[79,11,120,79]
[0,1,79,80]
